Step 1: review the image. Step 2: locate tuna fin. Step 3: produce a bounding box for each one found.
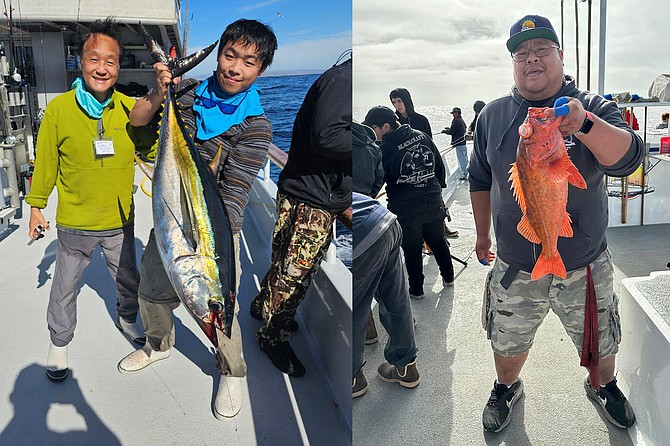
[509,162,527,212]
[517,214,541,244]
[138,22,168,65]
[558,211,573,237]
[172,41,218,78]
[566,158,587,189]
[179,177,199,250]
[209,144,224,178]
[531,252,567,280]
[138,22,217,78]
[134,154,154,180]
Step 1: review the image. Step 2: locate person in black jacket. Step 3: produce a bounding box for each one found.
[389,88,433,139]
[353,120,384,198]
[251,57,352,376]
[363,105,454,299]
[442,107,469,180]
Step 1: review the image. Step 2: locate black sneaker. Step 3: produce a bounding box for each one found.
[482,378,524,432]
[365,315,378,345]
[585,376,636,428]
[353,370,368,398]
[378,358,420,388]
[250,301,299,332]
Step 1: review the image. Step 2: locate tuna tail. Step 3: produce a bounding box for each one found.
[138,22,218,78]
[531,252,567,280]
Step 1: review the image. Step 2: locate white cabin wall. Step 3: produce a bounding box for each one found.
[31,32,67,109]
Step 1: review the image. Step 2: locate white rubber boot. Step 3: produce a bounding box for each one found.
[46,343,69,382]
[213,374,244,419]
[117,343,170,374]
[116,317,147,345]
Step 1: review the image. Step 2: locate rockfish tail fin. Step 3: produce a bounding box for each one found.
[531,252,567,280]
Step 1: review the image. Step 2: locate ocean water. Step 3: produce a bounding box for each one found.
[256,73,319,181]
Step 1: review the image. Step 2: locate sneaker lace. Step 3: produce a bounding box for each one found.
[486,387,503,407]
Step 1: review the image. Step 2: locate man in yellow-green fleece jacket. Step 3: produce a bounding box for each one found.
[25,17,156,383]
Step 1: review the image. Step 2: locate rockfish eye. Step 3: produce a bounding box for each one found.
[535,117,549,123]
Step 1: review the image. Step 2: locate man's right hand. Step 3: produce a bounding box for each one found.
[29,207,50,240]
[153,62,180,98]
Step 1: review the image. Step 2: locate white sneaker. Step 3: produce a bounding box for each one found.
[117,343,170,374]
[214,375,244,419]
[116,317,147,345]
[46,342,69,382]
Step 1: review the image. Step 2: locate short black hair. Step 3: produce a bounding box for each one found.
[79,17,122,57]
[217,19,278,71]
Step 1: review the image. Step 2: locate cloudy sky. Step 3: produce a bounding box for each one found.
[353,0,667,112]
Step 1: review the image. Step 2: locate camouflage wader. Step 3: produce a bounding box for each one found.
[482,249,621,358]
[255,193,336,348]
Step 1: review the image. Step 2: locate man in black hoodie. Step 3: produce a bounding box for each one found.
[389,88,433,139]
[470,15,641,433]
[363,105,454,299]
[251,57,352,376]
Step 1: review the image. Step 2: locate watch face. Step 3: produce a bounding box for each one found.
[578,112,594,135]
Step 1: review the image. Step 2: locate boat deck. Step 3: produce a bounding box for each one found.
[353,179,670,446]
[0,168,350,446]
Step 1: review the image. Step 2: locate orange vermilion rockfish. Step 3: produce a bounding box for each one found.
[509,107,587,280]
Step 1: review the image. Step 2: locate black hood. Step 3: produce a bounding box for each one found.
[353,120,376,146]
[390,88,416,117]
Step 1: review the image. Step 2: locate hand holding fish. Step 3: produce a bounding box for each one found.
[542,96,589,137]
[153,62,180,98]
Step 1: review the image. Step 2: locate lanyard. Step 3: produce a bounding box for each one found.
[97,118,105,140]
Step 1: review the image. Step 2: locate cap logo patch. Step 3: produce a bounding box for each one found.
[521,19,536,30]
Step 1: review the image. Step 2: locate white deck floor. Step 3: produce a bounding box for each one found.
[0,168,350,446]
[353,179,670,446]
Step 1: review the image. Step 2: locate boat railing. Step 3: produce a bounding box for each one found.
[262,143,342,265]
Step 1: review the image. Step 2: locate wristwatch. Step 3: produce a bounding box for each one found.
[576,111,595,136]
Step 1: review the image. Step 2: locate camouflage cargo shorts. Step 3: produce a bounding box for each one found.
[482,249,622,357]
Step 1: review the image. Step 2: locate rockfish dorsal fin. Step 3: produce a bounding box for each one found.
[509,162,527,213]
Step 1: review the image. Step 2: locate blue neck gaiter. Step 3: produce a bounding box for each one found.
[72,77,112,119]
[192,74,264,140]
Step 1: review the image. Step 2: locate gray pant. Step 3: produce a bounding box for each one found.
[48,226,140,347]
[352,220,417,378]
[138,229,246,377]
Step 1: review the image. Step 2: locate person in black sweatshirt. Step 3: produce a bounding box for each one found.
[363,105,454,299]
[251,57,352,377]
[389,88,433,139]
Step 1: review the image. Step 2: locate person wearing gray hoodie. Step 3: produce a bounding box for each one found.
[471,14,642,433]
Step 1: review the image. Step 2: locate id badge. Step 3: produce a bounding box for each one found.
[93,138,115,157]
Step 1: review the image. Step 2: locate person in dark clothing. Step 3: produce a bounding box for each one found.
[251,57,352,377]
[442,107,469,180]
[470,14,641,433]
[363,105,454,299]
[467,100,487,138]
[352,192,419,398]
[353,120,384,198]
[389,88,433,139]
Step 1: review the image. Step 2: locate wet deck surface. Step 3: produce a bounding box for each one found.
[353,180,669,446]
[0,168,350,446]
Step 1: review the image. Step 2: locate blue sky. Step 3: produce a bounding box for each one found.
[183,0,351,78]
